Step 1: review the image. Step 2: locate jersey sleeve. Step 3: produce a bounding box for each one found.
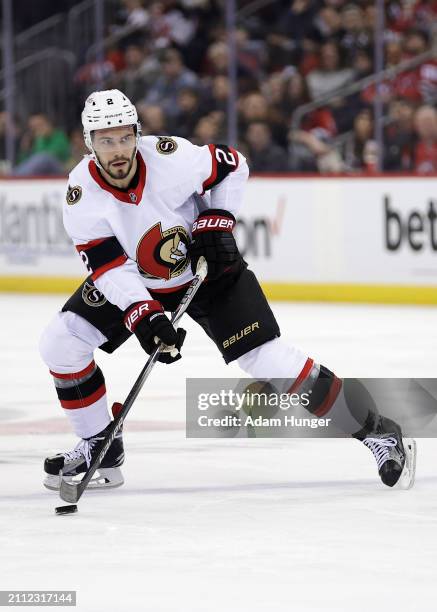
[94,261,153,312]
[202,145,249,217]
[63,175,152,311]
[172,137,250,218]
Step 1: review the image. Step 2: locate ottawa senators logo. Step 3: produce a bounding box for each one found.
[66,185,82,205]
[136,223,190,280]
[81,282,107,307]
[156,136,178,155]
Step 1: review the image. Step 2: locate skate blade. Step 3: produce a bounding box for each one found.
[44,467,124,491]
[396,438,417,490]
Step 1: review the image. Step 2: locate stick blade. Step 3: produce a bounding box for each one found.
[59,471,81,503]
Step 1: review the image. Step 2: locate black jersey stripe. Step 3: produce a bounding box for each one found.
[76,236,127,280]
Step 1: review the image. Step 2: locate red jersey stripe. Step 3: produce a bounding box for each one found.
[88,151,147,205]
[228,146,240,169]
[202,144,218,192]
[91,254,128,281]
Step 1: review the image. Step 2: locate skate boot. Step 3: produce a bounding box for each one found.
[43,403,124,491]
[354,414,416,489]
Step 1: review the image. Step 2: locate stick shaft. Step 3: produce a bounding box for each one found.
[59,258,208,503]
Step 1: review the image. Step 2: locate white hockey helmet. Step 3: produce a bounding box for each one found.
[81,89,141,162]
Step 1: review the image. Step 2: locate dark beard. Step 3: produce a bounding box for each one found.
[100,149,136,179]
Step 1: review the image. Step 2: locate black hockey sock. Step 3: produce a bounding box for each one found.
[50,361,106,410]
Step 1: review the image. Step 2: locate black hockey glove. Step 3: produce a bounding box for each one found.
[124,300,186,364]
[188,209,240,280]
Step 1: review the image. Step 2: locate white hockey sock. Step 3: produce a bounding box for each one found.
[237,337,308,380]
[39,311,111,438]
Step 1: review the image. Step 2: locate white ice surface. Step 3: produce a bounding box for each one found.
[1,294,437,611]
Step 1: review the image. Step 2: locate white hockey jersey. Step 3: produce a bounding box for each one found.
[63,135,249,311]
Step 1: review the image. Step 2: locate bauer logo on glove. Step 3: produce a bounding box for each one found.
[192,216,235,233]
[188,209,241,280]
[124,300,186,364]
[125,302,154,332]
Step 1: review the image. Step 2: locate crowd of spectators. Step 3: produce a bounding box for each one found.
[1,0,436,176]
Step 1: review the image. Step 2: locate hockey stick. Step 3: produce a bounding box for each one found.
[59,257,208,504]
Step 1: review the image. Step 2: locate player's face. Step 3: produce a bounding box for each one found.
[92,126,136,179]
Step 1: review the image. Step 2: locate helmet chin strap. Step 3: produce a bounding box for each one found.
[90,147,104,171]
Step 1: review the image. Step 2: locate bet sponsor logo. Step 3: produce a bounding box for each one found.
[384,195,437,251]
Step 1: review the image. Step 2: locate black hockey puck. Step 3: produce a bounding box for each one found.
[55,504,78,515]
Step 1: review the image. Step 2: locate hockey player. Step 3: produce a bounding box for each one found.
[39,89,416,492]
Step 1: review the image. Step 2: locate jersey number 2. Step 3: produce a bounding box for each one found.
[215,147,237,167]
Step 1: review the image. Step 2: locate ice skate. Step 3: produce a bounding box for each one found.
[354,415,416,489]
[44,405,124,491]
